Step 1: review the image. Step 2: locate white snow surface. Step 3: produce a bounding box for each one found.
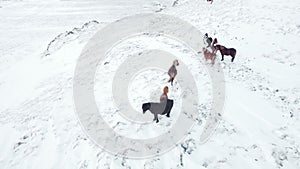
[1,0,300,168]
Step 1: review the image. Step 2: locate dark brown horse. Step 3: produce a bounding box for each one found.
[215,45,236,62]
[207,0,213,4]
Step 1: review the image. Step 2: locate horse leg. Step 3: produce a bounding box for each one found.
[171,77,174,86]
[221,54,224,61]
[153,114,159,123]
[231,55,235,62]
[231,50,236,62]
[212,55,216,65]
[166,105,170,117]
[168,75,173,83]
[155,114,159,123]
[168,72,172,82]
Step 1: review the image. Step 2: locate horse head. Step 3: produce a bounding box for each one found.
[173,59,179,66]
[212,38,218,45]
[142,103,151,114]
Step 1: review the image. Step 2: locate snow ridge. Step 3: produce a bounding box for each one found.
[42,20,100,57]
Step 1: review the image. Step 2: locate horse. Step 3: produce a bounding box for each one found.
[211,38,218,53]
[214,45,236,62]
[142,100,174,123]
[202,47,216,65]
[168,60,179,86]
[203,33,213,48]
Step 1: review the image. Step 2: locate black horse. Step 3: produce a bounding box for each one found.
[142,99,174,123]
[203,33,213,48]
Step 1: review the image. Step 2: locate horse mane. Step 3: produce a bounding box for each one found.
[215,44,225,50]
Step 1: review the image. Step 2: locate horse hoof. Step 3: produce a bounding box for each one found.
[156,120,159,123]
[166,114,170,118]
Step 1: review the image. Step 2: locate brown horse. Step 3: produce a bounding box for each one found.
[203,47,216,65]
[211,38,218,53]
[215,45,236,62]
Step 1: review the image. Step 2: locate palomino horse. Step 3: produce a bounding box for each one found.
[203,47,216,65]
[214,45,237,62]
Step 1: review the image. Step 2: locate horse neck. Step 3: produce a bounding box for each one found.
[212,38,216,44]
[217,44,224,49]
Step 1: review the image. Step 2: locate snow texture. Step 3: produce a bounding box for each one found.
[0,0,300,168]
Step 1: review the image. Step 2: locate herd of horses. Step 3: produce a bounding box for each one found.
[142,33,237,123]
[202,33,237,64]
[141,1,238,123]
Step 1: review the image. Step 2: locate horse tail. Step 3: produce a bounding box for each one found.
[232,48,237,57]
[231,49,237,62]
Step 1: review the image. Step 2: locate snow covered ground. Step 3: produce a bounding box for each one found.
[0,0,300,168]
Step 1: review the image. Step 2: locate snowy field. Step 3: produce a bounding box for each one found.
[0,0,300,168]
